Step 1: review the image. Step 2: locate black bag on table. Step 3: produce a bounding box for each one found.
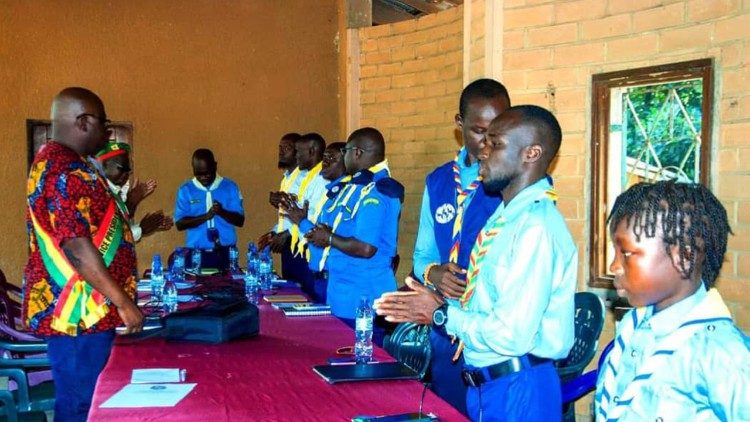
[164,299,259,344]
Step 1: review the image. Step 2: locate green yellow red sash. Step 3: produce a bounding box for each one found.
[28,199,123,335]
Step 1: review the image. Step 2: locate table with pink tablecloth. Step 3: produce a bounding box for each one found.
[89,291,467,421]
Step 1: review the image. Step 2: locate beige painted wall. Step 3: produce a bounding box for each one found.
[0,0,341,281]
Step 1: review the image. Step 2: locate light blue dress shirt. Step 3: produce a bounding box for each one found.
[413,147,480,282]
[445,177,577,368]
[596,285,750,421]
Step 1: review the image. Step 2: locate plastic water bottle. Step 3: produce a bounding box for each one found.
[190,249,202,273]
[171,247,185,280]
[150,254,165,302]
[163,277,178,313]
[228,246,239,274]
[354,296,374,364]
[246,242,259,275]
[244,270,259,305]
[259,248,273,291]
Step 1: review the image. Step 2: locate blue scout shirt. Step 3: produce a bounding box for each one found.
[413,147,501,287]
[320,164,402,318]
[174,175,244,249]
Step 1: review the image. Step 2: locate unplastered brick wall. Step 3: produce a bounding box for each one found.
[501,0,750,416]
[358,7,464,280]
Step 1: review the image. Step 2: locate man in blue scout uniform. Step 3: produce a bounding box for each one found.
[280,142,347,303]
[375,106,577,421]
[412,78,510,414]
[306,128,402,335]
[174,149,245,253]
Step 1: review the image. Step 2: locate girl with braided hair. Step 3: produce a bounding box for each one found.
[595,180,749,421]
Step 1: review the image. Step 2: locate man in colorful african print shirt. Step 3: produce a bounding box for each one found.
[24,87,143,422]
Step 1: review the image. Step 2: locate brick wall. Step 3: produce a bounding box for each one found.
[358,8,464,280]
[356,0,750,417]
[502,0,750,336]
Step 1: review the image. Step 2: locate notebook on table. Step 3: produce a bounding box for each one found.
[312,362,420,384]
[282,304,331,317]
[263,294,308,303]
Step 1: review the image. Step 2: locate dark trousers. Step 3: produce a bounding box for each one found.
[429,328,468,415]
[312,272,328,304]
[46,330,115,422]
[280,247,315,296]
[465,361,561,422]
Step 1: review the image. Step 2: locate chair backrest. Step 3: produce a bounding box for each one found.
[0,269,24,333]
[384,322,432,380]
[556,291,605,382]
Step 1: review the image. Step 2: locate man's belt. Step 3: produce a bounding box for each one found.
[313,270,328,281]
[461,354,551,387]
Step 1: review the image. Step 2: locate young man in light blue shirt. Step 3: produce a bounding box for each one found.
[375,105,576,421]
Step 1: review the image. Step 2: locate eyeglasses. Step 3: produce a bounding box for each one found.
[340,146,371,154]
[77,113,111,127]
[322,153,340,163]
[115,163,132,173]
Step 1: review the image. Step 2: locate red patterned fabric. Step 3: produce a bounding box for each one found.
[90,294,468,421]
[24,141,137,336]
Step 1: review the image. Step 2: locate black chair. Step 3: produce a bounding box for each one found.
[556,292,605,420]
[0,270,24,334]
[384,322,432,380]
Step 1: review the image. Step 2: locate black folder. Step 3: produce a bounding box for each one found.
[312,362,420,384]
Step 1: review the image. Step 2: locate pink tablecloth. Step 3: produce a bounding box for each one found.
[89,292,467,421]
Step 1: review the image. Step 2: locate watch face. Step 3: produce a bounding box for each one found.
[433,307,447,326]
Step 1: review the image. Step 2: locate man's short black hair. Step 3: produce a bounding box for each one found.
[608,181,732,288]
[300,132,326,151]
[507,104,562,158]
[192,148,215,163]
[459,79,511,117]
[281,133,301,142]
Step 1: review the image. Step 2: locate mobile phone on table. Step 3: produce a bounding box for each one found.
[352,412,438,421]
[327,356,356,365]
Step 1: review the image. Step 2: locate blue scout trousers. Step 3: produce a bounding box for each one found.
[46,330,115,422]
[466,360,561,422]
[429,328,468,415]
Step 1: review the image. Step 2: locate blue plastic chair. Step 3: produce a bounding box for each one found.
[0,340,55,418]
[556,292,605,420]
[561,339,614,405]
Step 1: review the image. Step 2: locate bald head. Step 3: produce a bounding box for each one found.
[343,127,386,174]
[50,87,109,156]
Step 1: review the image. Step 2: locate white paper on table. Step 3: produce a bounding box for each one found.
[100,383,196,408]
[131,368,184,384]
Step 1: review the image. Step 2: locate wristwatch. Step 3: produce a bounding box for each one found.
[432,303,448,328]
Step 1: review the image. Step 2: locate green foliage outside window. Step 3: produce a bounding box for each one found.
[623,79,703,182]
